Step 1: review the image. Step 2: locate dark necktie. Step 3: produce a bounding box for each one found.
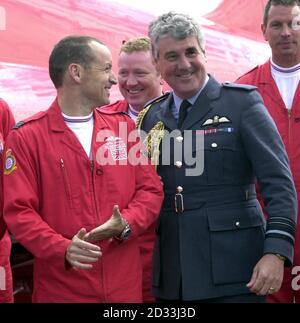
[178,100,191,128]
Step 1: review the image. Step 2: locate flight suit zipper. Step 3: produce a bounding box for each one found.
[288,109,292,147]
[90,159,105,301]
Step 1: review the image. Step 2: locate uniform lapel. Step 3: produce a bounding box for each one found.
[154,94,178,130]
[183,76,221,130]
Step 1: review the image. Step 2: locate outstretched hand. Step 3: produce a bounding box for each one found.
[84,205,125,242]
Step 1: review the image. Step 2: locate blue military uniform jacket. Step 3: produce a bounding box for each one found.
[138,76,297,301]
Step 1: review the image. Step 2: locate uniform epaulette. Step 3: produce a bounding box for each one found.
[13,111,46,130]
[136,92,170,129]
[223,81,257,91]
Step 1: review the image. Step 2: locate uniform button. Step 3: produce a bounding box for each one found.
[235,221,240,228]
[211,143,218,148]
[175,161,183,168]
[176,136,184,143]
[176,186,183,193]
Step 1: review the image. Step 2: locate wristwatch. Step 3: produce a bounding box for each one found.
[117,218,131,240]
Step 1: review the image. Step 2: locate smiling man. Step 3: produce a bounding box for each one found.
[3,36,163,302]
[105,37,163,121]
[103,37,164,303]
[237,0,300,303]
[137,12,297,303]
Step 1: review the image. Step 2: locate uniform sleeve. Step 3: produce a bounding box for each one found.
[120,122,164,237]
[0,101,15,240]
[240,91,297,264]
[3,129,70,263]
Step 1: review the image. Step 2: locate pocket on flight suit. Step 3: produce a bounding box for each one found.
[207,202,265,285]
[60,158,82,214]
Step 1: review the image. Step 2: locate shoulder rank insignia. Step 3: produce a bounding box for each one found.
[202,115,231,127]
[4,149,17,175]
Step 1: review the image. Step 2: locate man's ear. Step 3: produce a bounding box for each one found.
[68,63,82,84]
[261,23,268,41]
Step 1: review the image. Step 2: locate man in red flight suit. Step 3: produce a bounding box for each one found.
[3,36,164,303]
[0,99,15,303]
[237,0,300,303]
[103,37,163,302]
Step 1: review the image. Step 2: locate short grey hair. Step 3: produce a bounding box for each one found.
[148,12,205,59]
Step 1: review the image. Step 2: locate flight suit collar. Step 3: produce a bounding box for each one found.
[48,99,109,132]
[47,99,109,158]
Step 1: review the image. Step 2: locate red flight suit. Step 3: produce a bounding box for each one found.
[0,99,15,303]
[3,100,163,302]
[103,100,157,302]
[238,60,300,303]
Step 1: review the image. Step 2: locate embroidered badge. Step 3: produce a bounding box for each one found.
[202,116,231,127]
[105,136,127,161]
[4,149,17,175]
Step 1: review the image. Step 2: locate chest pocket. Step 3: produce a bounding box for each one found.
[203,132,236,184]
[60,157,83,216]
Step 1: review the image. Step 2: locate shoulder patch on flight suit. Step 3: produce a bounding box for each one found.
[13,111,47,130]
[136,92,170,129]
[4,149,17,175]
[223,82,257,91]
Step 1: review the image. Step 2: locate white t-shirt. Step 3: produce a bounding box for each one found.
[128,105,139,122]
[271,59,300,110]
[62,112,94,159]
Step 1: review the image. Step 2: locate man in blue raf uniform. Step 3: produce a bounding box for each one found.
[137,12,297,303]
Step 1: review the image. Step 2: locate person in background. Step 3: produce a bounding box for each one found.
[138,11,297,303]
[0,98,15,303]
[237,0,300,303]
[103,36,163,302]
[3,35,163,303]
